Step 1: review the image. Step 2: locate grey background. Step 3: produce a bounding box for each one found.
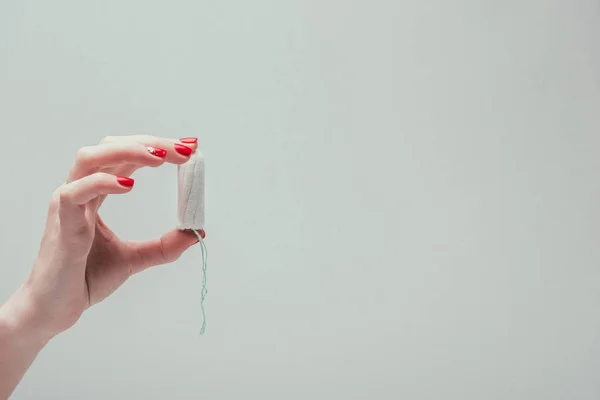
[1,0,600,399]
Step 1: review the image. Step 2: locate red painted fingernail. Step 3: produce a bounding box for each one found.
[179,137,198,144]
[147,146,167,158]
[200,229,206,239]
[175,143,193,156]
[117,176,135,187]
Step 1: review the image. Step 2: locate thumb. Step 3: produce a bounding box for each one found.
[125,228,206,274]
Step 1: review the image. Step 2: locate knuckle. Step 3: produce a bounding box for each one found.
[97,172,116,183]
[51,187,62,202]
[56,188,73,204]
[51,186,66,202]
[129,141,147,153]
[50,187,79,212]
[159,237,177,263]
[75,146,94,163]
[49,188,63,209]
[93,171,111,181]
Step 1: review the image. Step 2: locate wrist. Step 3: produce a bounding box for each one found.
[0,286,53,400]
[0,285,54,348]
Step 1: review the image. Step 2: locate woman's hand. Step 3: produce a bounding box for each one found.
[20,135,203,337]
[0,135,203,399]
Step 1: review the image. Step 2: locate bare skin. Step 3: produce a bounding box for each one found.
[0,135,204,399]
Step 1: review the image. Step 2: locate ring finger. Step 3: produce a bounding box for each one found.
[101,135,197,175]
[67,141,168,183]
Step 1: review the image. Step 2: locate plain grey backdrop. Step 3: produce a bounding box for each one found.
[1,0,600,399]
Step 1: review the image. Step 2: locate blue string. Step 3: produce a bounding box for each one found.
[192,230,208,335]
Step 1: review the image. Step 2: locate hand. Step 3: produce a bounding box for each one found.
[20,135,203,338]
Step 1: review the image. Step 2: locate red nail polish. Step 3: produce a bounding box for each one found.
[200,229,206,239]
[117,176,135,187]
[175,143,193,156]
[179,137,198,144]
[148,146,167,158]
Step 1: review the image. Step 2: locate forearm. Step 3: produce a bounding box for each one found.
[0,286,50,400]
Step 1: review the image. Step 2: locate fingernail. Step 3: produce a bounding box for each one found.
[175,143,193,156]
[147,146,167,158]
[179,137,198,144]
[190,229,205,244]
[117,176,135,187]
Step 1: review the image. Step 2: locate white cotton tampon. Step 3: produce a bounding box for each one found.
[177,150,205,231]
[177,148,209,335]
